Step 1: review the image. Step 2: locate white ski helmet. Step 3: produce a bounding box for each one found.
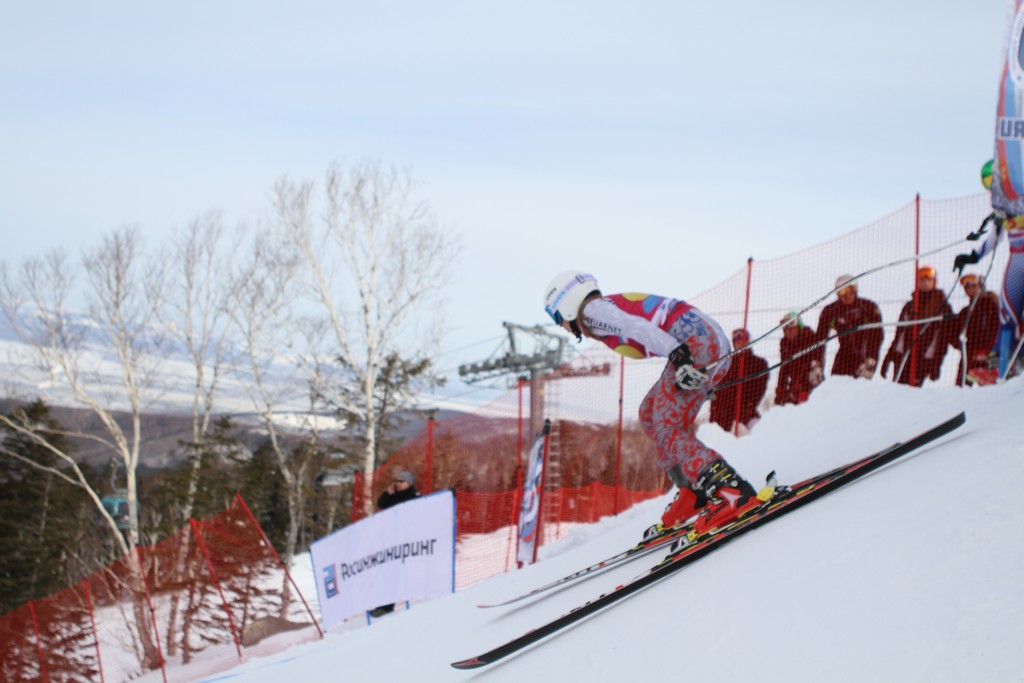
[543,270,599,325]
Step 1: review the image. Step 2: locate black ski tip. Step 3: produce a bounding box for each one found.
[451,656,487,670]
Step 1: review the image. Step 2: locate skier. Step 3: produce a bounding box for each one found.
[543,271,761,539]
[953,159,1024,379]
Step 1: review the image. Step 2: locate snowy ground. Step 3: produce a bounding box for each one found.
[169,376,1023,682]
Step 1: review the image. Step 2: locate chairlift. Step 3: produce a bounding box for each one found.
[100,488,131,530]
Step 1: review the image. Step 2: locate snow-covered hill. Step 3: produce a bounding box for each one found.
[177,376,1024,683]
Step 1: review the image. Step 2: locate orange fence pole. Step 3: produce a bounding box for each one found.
[191,519,244,660]
[614,355,625,515]
[28,601,49,683]
[351,470,364,523]
[134,547,168,683]
[425,417,435,495]
[234,494,324,638]
[82,579,105,683]
[732,257,754,433]
[506,378,527,572]
[912,192,921,384]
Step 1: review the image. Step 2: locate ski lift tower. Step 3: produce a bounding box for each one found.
[458,322,611,437]
[458,322,572,438]
[460,322,612,549]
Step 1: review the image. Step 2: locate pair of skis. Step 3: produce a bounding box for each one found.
[476,516,699,610]
[451,412,966,670]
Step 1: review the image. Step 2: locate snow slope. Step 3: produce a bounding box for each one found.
[183,376,1024,683]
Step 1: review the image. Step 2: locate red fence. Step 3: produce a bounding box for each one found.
[0,495,321,683]
[683,193,999,385]
[358,192,998,589]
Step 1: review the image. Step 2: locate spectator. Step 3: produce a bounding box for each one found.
[369,470,419,617]
[951,273,1000,386]
[815,274,884,378]
[709,329,769,433]
[881,265,955,386]
[376,470,419,510]
[775,312,824,406]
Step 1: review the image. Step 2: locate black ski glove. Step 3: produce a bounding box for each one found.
[953,251,980,273]
[669,343,709,390]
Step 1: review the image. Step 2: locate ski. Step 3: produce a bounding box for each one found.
[451,412,965,670]
[477,519,697,608]
[479,413,946,609]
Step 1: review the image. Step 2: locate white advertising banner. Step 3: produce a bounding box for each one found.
[310,489,455,630]
[517,430,547,566]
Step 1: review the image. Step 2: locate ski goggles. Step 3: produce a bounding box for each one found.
[960,274,983,287]
[836,285,857,298]
[917,265,936,279]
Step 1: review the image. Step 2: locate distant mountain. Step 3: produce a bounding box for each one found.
[0,309,494,470]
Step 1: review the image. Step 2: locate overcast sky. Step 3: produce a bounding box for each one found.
[0,1,1011,391]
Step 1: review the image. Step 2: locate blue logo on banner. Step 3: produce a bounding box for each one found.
[322,564,338,598]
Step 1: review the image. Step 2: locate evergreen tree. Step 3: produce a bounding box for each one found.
[0,400,105,613]
[139,416,243,541]
[238,439,290,551]
[332,351,438,473]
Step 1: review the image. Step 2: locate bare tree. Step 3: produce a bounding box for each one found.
[155,211,245,656]
[275,160,459,515]
[0,227,166,670]
[160,211,243,453]
[227,226,311,591]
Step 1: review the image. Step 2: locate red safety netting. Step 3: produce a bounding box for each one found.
[356,193,999,590]
[0,495,321,683]
[0,583,100,682]
[685,193,999,392]
[359,357,673,588]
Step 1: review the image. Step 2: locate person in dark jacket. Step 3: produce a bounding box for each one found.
[815,274,884,379]
[881,265,955,386]
[775,312,825,406]
[376,470,419,510]
[369,470,419,617]
[951,273,1001,386]
[709,329,768,433]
